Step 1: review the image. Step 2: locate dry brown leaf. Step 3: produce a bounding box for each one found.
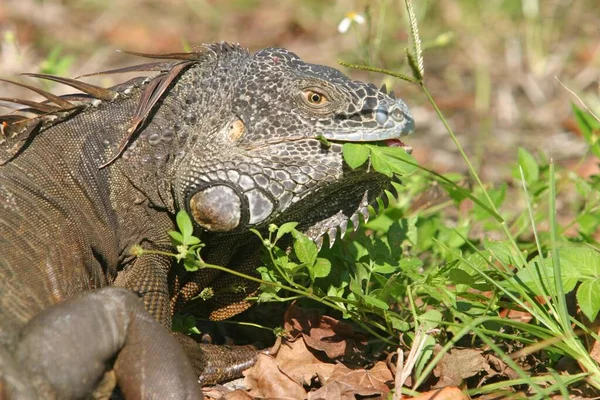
[244,353,306,399]
[221,389,254,400]
[276,335,337,385]
[242,306,393,398]
[323,361,392,397]
[308,381,370,400]
[485,353,518,380]
[203,387,251,400]
[284,305,366,359]
[406,387,467,400]
[433,348,489,388]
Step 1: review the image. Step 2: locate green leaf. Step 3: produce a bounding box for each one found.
[369,149,394,177]
[343,143,371,169]
[316,134,331,148]
[372,263,398,274]
[187,236,201,245]
[414,334,436,378]
[313,258,332,279]
[574,175,592,198]
[448,269,475,285]
[385,219,410,250]
[518,147,539,185]
[571,103,600,158]
[577,213,600,237]
[292,229,318,267]
[183,257,199,272]
[362,294,389,310]
[432,173,502,222]
[571,103,600,144]
[473,184,506,221]
[171,315,200,335]
[510,255,580,295]
[388,314,410,331]
[256,266,281,286]
[168,230,184,244]
[577,279,600,322]
[368,145,418,175]
[418,309,442,330]
[327,284,346,298]
[485,239,525,268]
[257,291,282,302]
[249,229,266,243]
[349,277,364,296]
[275,222,299,243]
[559,246,600,278]
[367,145,418,177]
[176,210,194,241]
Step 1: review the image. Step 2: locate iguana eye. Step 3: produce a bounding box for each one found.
[304,90,328,106]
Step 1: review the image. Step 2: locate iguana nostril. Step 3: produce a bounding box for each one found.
[189,185,241,232]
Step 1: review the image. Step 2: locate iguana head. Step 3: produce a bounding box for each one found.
[176,45,414,246]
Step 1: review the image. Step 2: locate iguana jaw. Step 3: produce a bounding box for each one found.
[303,186,377,249]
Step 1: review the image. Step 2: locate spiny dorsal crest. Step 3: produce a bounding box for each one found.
[0,42,247,166]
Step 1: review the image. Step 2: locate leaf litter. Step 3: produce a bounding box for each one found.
[203,305,475,399]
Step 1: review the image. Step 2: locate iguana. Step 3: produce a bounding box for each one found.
[0,42,414,399]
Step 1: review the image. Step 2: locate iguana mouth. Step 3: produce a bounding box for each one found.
[320,96,415,155]
[384,138,413,154]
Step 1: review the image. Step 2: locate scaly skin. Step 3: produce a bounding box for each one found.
[0,42,414,399]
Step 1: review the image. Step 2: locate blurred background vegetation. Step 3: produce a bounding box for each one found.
[1,0,599,185]
[0,0,600,180]
[0,0,600,195]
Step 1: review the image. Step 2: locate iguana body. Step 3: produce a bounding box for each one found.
[0,43,414,399]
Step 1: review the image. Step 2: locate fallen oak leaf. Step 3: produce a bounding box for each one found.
[302,317,365,360]
[276,336,336,385]
[243,334,393,399]
[321,361,393,397]
[308,362,393,400]
[433,348,491,388]
[284,305,367,360]
[221,389,254,400]
[244,353,306,399]
[307,381,367,400]
[405,387,467,400]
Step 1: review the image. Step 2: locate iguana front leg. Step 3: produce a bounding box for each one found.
[114,251,173,326]
[115,236,262,387]
[170,234,263,321]
[3,287,202,399]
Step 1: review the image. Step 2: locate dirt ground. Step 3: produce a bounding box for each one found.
[2,0,599,183]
